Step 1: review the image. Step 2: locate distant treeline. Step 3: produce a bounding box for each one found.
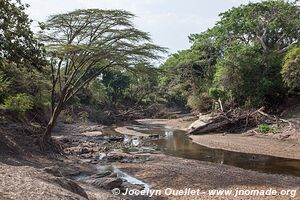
[159,0,300,111]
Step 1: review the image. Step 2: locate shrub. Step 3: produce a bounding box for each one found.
[187,94,212,111]
[64,114,74,124]
[78,111,89,124]
[0,72,11,95]
[208,87,226,101]
[281,46,300,90]
[2,93,33,114]
[258,123,273,133]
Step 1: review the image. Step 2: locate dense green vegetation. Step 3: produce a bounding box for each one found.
[160,0,299,111]
[0,0,299,144]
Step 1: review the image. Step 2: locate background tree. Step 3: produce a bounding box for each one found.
[212,0,299,107]
[159,0,299,111]
[39,9,166,142]
[281,46,300,91]
[214,0,300,53]
[0,0,44,68]
[0,0,48,116]
[159,32,218,110]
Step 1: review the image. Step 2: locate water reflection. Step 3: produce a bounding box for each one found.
[123,124,300,177]
[164,127,174,137]
[123,135,141,147]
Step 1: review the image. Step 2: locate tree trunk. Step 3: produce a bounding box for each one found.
[42,104,63,142]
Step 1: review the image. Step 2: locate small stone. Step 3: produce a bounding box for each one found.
[91,177,123,190]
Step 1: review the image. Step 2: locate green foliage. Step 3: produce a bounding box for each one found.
[215,44,265,106]
[102,70,131,103]
[64,114,74,124]
[0,70,10,95]
[258,123,273,133]
[0,0,45,68]
[0,1,49,117]
[281,46,300,90]
[89,79,109,104]
[208,88,226,101]
[78,111,89,123]
[2,93,33,114]
[39,9,166,134]
[160,0,299,110]
[159,44,217,109]
[215,0,300,51]
[187,94,212,111]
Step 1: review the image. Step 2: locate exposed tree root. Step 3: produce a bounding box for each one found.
[39,137,64,155]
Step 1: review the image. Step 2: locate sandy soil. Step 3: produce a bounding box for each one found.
[137,115,196,131]
[115,127,149,137]
[117,154,300,200]
[190,134,300,160]
[1,116,300,200]
[138,116,300,160]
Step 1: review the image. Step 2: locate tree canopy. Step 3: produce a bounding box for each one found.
[0,0,44,67]
[39,9,166,140]
[160,0,299,110]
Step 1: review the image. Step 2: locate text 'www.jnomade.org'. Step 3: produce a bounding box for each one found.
[111,188,297,198]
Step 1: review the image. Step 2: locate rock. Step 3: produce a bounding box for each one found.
[90,160,99,164]
[98,153,107,160]
[81,131,103,137]
[91,177,123,190]
[108,136,124,142]
[61,138,71,143]
[80,153,93,159]
[149,134,160,139]
[51,177,88,199]
[42,166,63,177]
[42,166,82,178]
[80,148,92,154]
[122,182,144,191]
[106,150,133,162]
[90,171,112,178]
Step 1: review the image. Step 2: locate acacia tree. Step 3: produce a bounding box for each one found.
[39,9,166,143]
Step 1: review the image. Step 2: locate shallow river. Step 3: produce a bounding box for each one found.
[122,124,300,177]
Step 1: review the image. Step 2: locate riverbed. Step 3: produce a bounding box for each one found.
[115,123,300,177]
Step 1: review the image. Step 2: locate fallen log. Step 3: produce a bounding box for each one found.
[188,119,232,135]
[188,107,291,135]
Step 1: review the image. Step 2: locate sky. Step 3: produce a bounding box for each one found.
[23,0,261,55]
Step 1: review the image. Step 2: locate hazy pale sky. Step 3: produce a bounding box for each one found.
[23,0,260,54]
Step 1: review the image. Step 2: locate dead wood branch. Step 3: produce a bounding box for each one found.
[188,107,291,135]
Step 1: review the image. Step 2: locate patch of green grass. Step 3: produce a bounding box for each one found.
[258,123,273,133]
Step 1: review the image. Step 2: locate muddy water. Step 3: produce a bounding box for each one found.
[125,124,300,177]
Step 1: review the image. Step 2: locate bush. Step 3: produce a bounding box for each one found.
[258,123,273,133]
[281,46,300,90]
[208,87,227,101]
[64,114,74,124]
[78,111,89,124]
[0,71,11,95]
[187,94,212,111]
[2,93,33,114]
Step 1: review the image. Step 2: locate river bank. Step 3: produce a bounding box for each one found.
[190,134,300,160]
[138,116,300,160]
[1,116,300,200]
[116,154,300,200]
